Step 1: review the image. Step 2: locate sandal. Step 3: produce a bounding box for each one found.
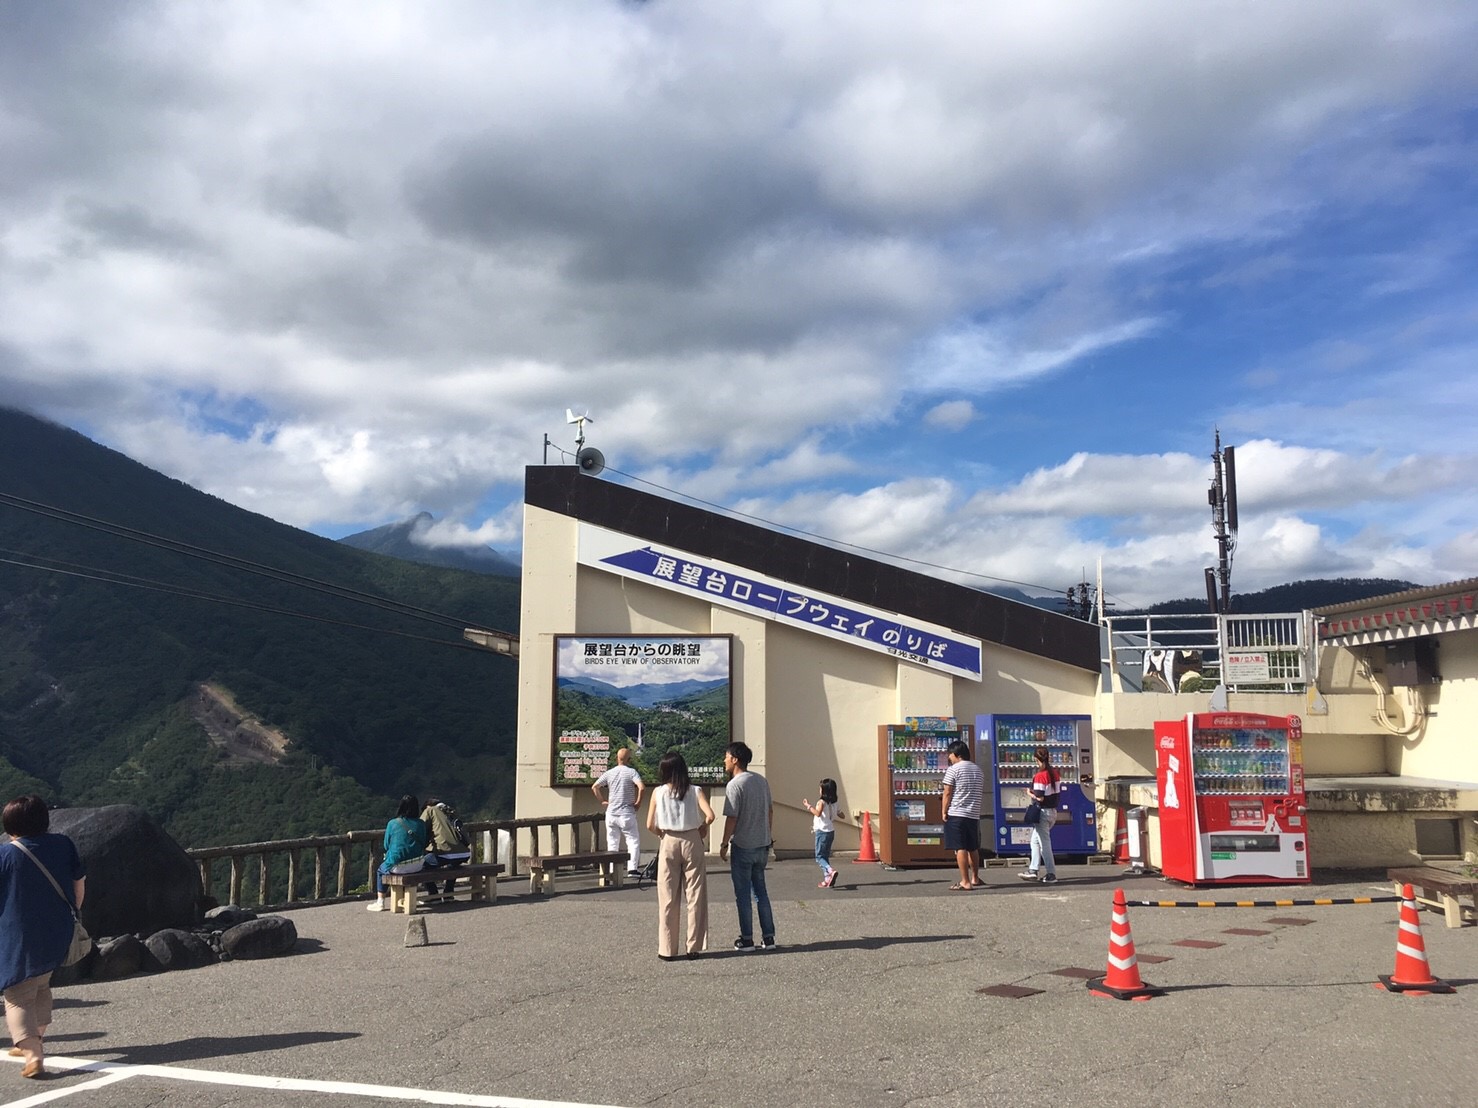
[949,882,971,891]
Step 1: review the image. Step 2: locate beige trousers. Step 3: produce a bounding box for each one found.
[656,828,708,957]
[4,972,52,1044]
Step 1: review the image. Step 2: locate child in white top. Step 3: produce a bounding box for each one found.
[802,778,843,888]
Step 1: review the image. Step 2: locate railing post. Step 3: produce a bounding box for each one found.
[286,849,299,905]
[338,843,351,898]
[229,857,243,907]
[198,859,212,904]
[314,846,326,901]
[258,854,270,907]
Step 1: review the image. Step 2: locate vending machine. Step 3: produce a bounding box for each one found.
[1155,712,1309,885]
[978,714,1096,857]
[876,718,973,867]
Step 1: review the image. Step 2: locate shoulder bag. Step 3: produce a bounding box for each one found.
[9,839,92,967]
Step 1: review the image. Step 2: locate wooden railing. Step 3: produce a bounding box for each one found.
[187,814,608,912]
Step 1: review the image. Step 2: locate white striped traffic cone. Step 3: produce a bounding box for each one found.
[1087,888,1164,1001]
[1377,883,1453,995]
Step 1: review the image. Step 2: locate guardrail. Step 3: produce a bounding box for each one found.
[1104,611,1311,693]
[187,813,608,911]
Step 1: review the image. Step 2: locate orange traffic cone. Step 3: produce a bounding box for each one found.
[853,811,879,863]
[1112,812,1129,864]
[1377,883,1454,994]
[1087,888,1164,1001]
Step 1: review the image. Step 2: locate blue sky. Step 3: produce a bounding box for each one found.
[1,1,1475,607]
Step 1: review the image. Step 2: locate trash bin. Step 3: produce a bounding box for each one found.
[1125,806,1148,875]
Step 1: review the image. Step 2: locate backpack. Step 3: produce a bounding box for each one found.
[433,802,469,849]
[634,856,659,886]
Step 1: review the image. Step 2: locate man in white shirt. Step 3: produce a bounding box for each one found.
[592,747,645,877]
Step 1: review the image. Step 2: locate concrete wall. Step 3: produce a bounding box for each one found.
[1384,633,1478,782]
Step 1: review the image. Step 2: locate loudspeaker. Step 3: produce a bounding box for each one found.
[576,446,605,476]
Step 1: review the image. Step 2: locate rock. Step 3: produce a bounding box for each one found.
[49,806,203,937]
[143,928,217,971]
[220,916,297,960]
[404,916,428,947]
[93,934,148,980]
[204,904,257,929]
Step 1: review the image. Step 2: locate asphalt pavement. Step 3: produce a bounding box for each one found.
[6,857,1474,1107]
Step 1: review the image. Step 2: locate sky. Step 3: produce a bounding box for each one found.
[2,1,1476,610]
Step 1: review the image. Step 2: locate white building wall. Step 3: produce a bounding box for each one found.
[515,502,1100,854]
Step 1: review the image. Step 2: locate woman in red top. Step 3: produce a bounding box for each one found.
[1018,746,1060,884]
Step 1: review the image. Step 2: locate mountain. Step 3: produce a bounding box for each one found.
[1132,578,1422,615]
[0,408,521,848]
[339,513,520,576]
[556,675,727,709]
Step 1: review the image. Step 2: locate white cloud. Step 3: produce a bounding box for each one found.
[0,1,1474,601]
[923,400,976,432]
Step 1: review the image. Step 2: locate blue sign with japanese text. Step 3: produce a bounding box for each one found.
[578,526,983,681]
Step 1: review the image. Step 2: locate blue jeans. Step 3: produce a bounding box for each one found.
[1029,809,1058,875]
[814,830,835,875]
[729,844,775,941]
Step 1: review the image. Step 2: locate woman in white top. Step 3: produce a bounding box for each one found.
[644,751,715,960]
[802,778,842,888]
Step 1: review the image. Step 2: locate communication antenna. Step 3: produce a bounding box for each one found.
[566,408,605,477]
[1205,429,1238,614]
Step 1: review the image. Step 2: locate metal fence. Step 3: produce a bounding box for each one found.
[1104,612,1309,693]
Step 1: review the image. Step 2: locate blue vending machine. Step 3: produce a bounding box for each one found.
[977,714,1097,858]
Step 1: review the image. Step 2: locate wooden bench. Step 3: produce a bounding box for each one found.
[1388,866,1477,928]
[522,850,629,895]
[382,862,504,915]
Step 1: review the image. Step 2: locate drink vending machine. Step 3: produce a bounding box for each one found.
[1154,712,1310,885]
[977,714,1096,857]
[876,718,973,867]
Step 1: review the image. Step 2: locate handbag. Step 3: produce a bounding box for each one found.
[9,839,93,967]
[1022,799,1043,825]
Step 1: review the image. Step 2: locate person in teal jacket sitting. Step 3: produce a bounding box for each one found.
[366,795,428,912]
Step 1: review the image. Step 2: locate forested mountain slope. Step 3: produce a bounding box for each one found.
[0,408,519,847]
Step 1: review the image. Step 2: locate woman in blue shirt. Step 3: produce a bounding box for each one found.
[366,795,428,912]
[0,795,86,1079]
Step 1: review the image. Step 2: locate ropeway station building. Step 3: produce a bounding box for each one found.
[514,464,1477,872]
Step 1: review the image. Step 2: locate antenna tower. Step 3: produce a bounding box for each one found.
[1205,429,1238,614]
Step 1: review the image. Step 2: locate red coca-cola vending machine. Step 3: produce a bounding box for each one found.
[1155,712,1310,885]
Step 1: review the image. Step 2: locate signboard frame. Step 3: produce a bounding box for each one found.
[551,634,733,787]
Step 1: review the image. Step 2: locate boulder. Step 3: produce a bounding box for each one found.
[50,806,202,938]
[93,934,148,980]
[220,916,297,960]
[204,904,257,930]
[143,928,217,971]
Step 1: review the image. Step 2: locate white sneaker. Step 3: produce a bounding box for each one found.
[366,901,386,912]
[1017,870,1039,881]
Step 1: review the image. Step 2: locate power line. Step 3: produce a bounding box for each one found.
[0,552,502,654]
[0,491,513,638]
[575,458,1078,598]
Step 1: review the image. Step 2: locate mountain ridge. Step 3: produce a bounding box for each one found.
[339,512,520,576]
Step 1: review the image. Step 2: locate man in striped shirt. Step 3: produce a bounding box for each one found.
[940,740,984,890]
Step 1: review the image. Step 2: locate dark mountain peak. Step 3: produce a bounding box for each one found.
[339,514,520,577]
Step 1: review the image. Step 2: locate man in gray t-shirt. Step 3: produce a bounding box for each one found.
[720,741,775,950]
[592,747,645,876]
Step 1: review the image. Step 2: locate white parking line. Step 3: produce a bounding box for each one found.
[0,1069,132,1106]
[1,1056,625,1107]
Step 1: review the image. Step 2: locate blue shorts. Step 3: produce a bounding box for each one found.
[943,816,980,853]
